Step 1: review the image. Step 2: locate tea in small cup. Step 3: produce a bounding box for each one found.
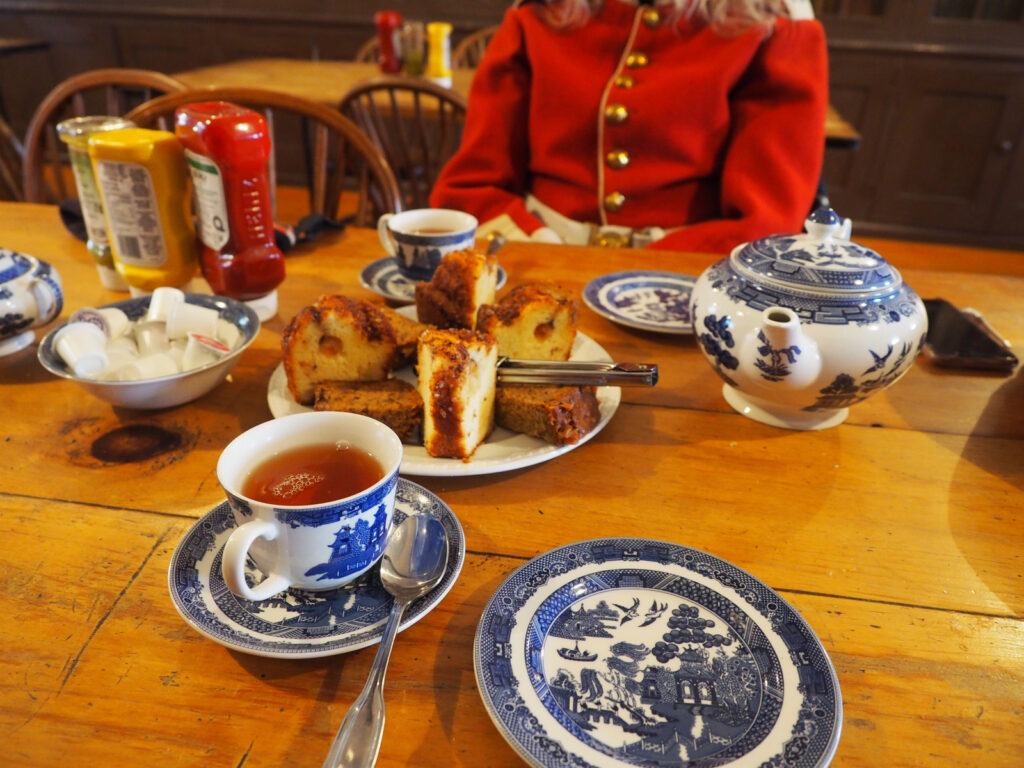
[377,208,477,280]
[217,411,403,601]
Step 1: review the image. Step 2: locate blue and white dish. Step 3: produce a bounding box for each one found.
[168,478,465,658]
[689,208,927,430]
[583,271,695,335]
[0,248,63,356]
[360,256,508,305]
[475,538,841,768]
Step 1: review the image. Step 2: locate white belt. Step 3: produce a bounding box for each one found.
[525,195,677,248]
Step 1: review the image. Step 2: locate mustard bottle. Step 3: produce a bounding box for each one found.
[88,128,198,294]
[426,22,453,88]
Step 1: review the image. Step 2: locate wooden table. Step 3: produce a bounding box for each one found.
[1,202,1021,767]
[175,58,862,148]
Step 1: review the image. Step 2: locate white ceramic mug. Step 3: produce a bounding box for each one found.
[0,249,63,357]
[217,412,403,601]
[377,208,477,280]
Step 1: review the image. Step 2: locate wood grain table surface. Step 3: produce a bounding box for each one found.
[1,202,1021,767]
[174,59,861,147]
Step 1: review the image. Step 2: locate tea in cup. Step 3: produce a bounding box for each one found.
[377,208,477,280]
[217,411,403,600]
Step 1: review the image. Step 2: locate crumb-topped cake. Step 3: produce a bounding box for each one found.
[477,283,577,361]
[415,250,498,329]
[313,379,423,442]
[376,303,430,369]
[496,385,601,446]
[282,295,396,404]
[418,328,497,459]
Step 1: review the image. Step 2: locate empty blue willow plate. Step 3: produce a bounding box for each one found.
[474,538,841,767]
[583,271,695,334]
[360,256,508,305]
[168,478,464,658]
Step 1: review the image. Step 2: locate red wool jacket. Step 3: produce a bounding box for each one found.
[430,0,828,255]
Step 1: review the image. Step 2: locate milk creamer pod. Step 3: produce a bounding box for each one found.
[88,128,197,293]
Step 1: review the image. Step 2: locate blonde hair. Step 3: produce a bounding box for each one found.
[537,0,790,32]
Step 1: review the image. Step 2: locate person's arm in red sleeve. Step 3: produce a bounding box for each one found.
[429,9,547,237]
[650,18,828,255]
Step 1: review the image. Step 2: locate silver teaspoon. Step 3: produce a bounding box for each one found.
[321,514,449,768]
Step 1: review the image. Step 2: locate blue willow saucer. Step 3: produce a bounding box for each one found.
[583,271,695,335]
[168,479,465,658]
[360,256,508,305]
[474,538,841,767]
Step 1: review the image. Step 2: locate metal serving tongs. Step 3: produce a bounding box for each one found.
[496,358,658,387]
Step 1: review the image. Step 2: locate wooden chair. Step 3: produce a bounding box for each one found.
[22,68,186,203]
[452,25,499,69]
[339,77,467,210]
[355,36,380,65]
[125,87,402,226]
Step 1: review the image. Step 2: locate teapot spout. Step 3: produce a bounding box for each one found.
[744,307,821,387]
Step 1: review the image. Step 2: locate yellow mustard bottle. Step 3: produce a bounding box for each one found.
[426,22,453,88]
[88,128,197,294]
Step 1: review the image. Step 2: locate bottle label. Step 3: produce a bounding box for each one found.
[185,149,230,251]
[95,160,167,267]
[69,148,109,250]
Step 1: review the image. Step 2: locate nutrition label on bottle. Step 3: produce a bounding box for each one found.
[95,160,167,266]
[68,149,109,249]
[185,149,230,251]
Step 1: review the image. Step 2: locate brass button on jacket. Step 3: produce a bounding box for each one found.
[605,103,629,124]
[606,150,630,169]
[641,7,661,27]
[625,52,649,68]
[614,74,635,89]
[604,191,626,212]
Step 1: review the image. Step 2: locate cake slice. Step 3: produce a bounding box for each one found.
[418,328,497,459]
[477,283,577,361]
[376,303,430,369]
[495,385,601,446]
[282,295,397,405]
[414,250,498,329]
[313,379,423,443]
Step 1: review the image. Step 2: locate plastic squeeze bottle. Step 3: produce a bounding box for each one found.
[375,11,404,74]
[56,116,135,291]
[426,22,453,88]
[175,101,285,320]
[88,128,198,295]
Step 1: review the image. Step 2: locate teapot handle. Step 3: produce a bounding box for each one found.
[30,272,63,325]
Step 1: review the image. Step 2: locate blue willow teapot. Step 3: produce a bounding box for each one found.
[689,208,927,430]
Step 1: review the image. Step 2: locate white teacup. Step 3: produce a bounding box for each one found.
[377,208,477,280]
[217,412,403,601]
[0,249,63,357]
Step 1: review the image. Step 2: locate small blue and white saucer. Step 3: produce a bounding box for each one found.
[168,479,465,658]
[360,257,508,305]
[583,271,695,334]
[475,538,841,768]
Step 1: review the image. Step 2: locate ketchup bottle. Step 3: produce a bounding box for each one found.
[175,102,285,315]
[375,11,403,74]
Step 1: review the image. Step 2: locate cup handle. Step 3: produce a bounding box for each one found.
[30,274,63,326]
[377,213,397,258]
[221,520,291,601]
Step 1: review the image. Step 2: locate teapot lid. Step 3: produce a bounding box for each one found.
[730,208,902,298]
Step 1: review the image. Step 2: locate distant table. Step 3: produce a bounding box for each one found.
[176,58,861,148]
[1,200,1022,766]
[0,37,48,198]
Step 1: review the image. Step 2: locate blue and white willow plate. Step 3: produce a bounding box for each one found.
[475,538,841,768]
[168,479,465,658]
[360,256,508,304]
[583,271,695,335]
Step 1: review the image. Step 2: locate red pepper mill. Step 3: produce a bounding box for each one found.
[375,10,404,74]
[175,102,285,320]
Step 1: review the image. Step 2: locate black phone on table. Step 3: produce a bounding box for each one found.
[923,298,1018,373]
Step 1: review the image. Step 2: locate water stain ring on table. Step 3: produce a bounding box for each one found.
[90,424,183,463]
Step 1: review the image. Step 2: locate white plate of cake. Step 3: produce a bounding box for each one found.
[267,251,622,477]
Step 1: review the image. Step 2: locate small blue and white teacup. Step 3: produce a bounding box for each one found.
[0,249,63,357]
[217,411,402,601]
[377,208,478,280]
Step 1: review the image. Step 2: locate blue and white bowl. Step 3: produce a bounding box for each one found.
[690,208,927,430]
[37,293,259,409]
